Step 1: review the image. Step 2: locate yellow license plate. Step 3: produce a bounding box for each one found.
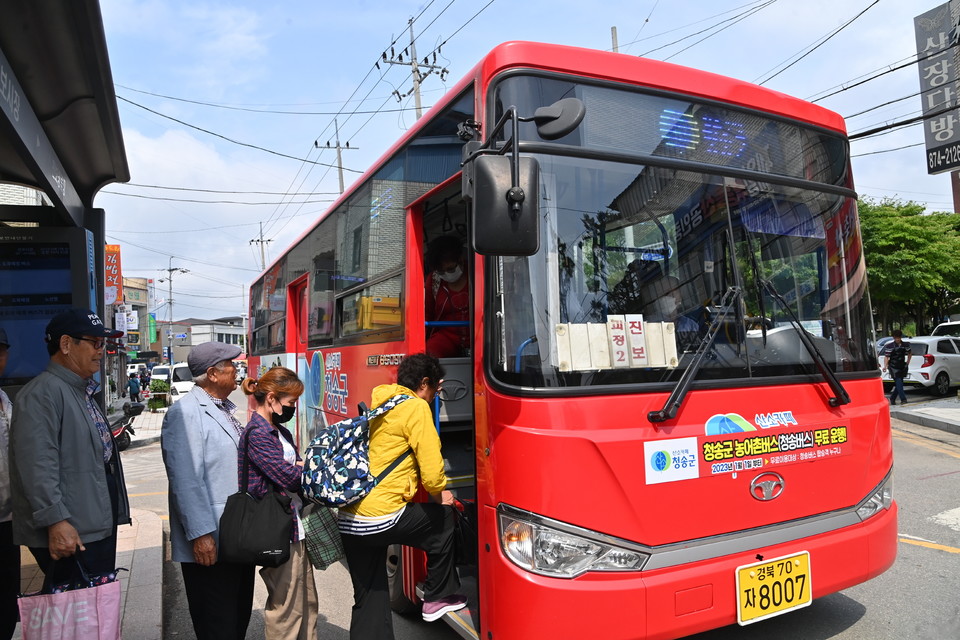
[736,551,812,625]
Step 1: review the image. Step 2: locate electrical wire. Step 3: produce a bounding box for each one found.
[755,0,880,86]
[639,0,777,58]
[117,96,363,173]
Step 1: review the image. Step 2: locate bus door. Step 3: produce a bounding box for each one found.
[286,274,310,448]
[392,179,479,619]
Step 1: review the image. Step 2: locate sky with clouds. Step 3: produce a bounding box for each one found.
[96,0,950,320]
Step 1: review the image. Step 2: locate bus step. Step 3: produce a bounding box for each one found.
[416,573,479,639]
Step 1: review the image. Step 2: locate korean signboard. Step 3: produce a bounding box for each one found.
[104,244,124,305]
[915,2,960,174]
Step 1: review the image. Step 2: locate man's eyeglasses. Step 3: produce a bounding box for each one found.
[74,337,106,350]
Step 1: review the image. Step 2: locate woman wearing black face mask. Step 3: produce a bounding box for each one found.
[240,367,319,640]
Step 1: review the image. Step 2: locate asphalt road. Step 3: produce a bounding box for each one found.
[122,388,960,639]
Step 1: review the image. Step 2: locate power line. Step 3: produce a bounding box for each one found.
[123,182,340,196]
[755,0,880,86]
[639,0,777,58]
[105,234,261,272]
[617,0,768,52]
[100,190,335,206]
[117,96,364,173]
[851,142,924,158]
[115,85,426,115]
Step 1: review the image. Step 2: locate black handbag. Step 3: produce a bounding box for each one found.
[453,499,478,566]
[218,430,293,567]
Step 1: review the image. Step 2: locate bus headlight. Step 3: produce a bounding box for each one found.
[498,505,648,578]
[856,475,893,521]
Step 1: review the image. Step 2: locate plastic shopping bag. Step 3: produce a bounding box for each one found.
[18,579,122,640]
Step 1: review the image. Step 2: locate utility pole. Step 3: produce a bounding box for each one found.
[383,17,448,120]
[315,118,359,194]
[158,257,188,364]
[250,221,273,271]
[611,26,619,52]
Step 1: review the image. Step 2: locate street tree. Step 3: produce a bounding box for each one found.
[858,198,960,334]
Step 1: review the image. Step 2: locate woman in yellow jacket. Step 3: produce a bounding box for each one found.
[337,353,465,640]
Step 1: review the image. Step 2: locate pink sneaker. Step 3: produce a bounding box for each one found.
[421,594,467,621]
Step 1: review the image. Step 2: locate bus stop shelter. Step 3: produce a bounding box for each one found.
[0,0,129,309]
[0,0,129,392]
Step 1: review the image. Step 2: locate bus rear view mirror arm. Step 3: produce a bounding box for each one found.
[461,98,585,256]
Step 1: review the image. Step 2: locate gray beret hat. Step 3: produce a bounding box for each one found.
[187,342,242,376]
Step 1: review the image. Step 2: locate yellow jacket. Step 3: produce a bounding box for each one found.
[340,383,447,517]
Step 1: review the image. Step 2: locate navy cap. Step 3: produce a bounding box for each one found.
[188,342,242,376]
[0,328,8,347]
[45,308,123,343]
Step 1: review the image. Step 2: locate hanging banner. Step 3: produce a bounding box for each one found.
[104,245,124,305]
[148,313,157,343]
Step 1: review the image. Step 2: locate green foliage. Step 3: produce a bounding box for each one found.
[147,395,166,411]
[149,379,169,393]
[859,197,960,333]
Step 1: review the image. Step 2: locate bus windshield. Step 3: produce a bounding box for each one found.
[488,78,874,390]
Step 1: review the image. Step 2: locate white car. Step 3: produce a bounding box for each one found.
[881,336,960,396]
[167,362,195,403]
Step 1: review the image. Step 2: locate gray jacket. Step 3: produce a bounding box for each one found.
[10,361,131,547]
[161,385,242,563]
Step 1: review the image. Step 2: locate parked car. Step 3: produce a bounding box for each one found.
[932,321,960,337]
[167,362,195,403]
[880,336,960,396]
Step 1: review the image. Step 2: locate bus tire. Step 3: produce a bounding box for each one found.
[387,544,418,614]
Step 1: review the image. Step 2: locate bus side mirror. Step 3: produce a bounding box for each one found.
[470,154,540,256]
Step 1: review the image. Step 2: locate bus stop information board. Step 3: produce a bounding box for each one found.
[915,3,960,175]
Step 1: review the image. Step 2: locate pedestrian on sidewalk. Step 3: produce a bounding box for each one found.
[883,330,912,405]
[127,374,141,403]
[9,309,131,588]
[241,367,318,640]
[338,353,466,640]
[0,328,19,640]
[161,341,254,640]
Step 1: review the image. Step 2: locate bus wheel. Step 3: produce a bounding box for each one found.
[387,544,418,614]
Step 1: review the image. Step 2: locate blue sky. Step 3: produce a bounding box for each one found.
[96,0,948,319]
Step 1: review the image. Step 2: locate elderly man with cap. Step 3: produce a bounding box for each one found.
[8,309,130,589]
[0,328,17,640]
[161,341,253,640]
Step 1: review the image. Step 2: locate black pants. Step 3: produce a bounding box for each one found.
[28,458,121,590]
[342,502,459,640]
[180,561,256,640]
[0,521,19,640]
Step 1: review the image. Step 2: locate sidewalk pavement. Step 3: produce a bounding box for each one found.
[889,392,960,435]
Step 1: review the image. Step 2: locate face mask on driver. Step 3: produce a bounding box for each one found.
[438,265,463,283]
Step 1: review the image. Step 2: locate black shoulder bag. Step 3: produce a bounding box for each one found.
[218,429,293,567]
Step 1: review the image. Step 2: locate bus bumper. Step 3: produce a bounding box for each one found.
[481,502,897,640]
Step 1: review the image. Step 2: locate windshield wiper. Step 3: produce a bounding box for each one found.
[758,279,851,408]
[648,286,741,424]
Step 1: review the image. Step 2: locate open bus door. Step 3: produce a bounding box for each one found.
[386,177,481,632]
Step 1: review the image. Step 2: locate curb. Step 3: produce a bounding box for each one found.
[890,407,960,436]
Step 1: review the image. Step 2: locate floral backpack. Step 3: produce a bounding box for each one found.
[301,394,412,507]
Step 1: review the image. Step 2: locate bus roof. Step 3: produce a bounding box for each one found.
[253,41,847,281]
[477,41,846,133]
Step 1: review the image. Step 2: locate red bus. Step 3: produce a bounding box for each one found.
[248,41,895,640]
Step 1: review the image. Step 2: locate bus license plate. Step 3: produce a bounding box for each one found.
[736,551,812,625]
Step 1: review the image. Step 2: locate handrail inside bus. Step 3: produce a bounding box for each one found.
[515,336,538,373]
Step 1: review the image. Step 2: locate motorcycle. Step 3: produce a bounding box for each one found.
[110,401,144,451]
